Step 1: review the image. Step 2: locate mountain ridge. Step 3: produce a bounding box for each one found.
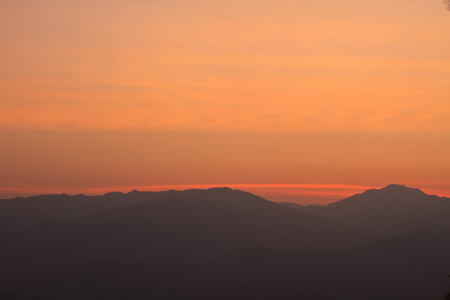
[1,185,449,299]
[0,187,365,282]
[282,184,450,237]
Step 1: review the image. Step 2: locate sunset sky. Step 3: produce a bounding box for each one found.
[1,0,449,204]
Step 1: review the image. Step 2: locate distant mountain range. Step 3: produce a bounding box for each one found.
[282,184,450,237]
[0,184,449,299]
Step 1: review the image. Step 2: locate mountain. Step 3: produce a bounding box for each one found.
[1,186,449,300]
[0,188,364,287]
[282,184,450,237]
[0,191,149,237]
[3,231,450,300]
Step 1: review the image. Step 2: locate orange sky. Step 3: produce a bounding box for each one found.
[1,0,449,204]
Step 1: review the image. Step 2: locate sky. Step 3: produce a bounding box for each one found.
[1,0,449,204]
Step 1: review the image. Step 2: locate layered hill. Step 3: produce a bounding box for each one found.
[1,185,449,299]
[3,228,450,300]
[282,184,450,237]
[0,188,363,284]
[0,191,149,236]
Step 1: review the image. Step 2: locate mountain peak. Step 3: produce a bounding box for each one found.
[378,184,425,195]
[381,184,409,191]
[207,187,234,192]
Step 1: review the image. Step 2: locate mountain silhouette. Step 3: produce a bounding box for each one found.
[282,184,450,237]
[0,188,363,286]
[0,191,150,237]
[1,185,449,300]
[3,231,449,300]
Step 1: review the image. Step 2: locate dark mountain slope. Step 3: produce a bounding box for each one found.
[3,231,450,300]
[0,188,365,285]
[0,191,150,236]
[338,230,450,300]
[282,184,450,237]
[1,187,449,300]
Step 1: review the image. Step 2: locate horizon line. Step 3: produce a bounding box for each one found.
[1,183,449,205]
[0,183,378,195]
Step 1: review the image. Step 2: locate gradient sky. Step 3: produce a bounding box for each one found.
[1,0,449,204]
